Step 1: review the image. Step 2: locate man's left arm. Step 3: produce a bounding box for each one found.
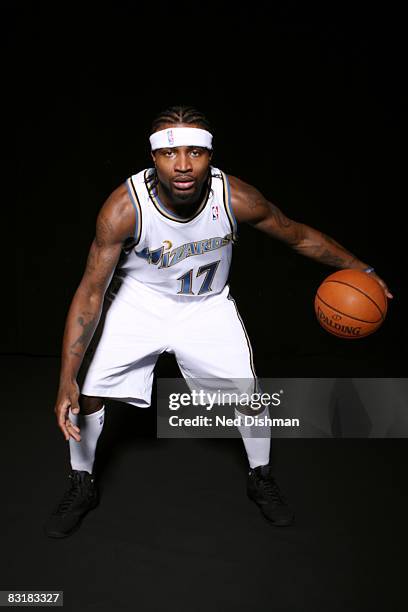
[228,175,393,299]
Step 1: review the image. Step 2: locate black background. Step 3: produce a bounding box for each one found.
[7,1,406,374]
[3,2,407,611]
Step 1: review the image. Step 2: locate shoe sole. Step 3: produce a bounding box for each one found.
[44,499,99,539]
[248,492,295,527]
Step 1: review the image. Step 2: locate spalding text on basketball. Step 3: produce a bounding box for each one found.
[317,307,362,336]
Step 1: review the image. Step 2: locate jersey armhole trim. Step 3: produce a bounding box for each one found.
[125,177,143,245]
[221,171,238,243]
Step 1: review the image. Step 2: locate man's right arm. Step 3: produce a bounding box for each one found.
[55,183,135,440]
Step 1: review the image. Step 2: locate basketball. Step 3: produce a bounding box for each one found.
[314,269,387,339]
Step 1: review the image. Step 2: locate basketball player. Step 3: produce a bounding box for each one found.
[45,106,391,538]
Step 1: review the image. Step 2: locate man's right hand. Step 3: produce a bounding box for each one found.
[54,381,82,442]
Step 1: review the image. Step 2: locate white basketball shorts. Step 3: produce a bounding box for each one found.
[79,276,257,407]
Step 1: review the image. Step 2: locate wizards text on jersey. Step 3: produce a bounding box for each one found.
[136,233,234,269]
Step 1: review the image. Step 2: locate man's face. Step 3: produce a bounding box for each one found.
[151,123,213,202]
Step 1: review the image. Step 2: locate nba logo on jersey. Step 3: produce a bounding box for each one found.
[212,205,219,220]
[99,414,104,426]
[167,130,174,145]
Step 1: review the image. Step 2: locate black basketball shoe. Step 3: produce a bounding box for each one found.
[247,464,294,526]
[44,470,99,538]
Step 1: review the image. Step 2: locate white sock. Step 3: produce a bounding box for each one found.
[235,406,271,469]
[68,405,105,474]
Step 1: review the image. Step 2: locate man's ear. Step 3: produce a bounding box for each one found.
[151,152,156,163]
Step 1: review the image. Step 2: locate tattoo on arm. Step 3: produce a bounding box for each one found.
[96,215,115,247]
[268,202,292,229]
[83,222,122,293]
[319,233,357,267]
[84,245,97,276]
[317,249,350,267]
[294,230,358,268]
[69,312,98,357]
[64,188,131,367]
[248,193,295,237]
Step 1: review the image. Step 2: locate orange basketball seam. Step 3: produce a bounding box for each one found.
[322,280,386,320]
[315,293,382,324]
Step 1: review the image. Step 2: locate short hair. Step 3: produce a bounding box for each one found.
[150,105,212,135]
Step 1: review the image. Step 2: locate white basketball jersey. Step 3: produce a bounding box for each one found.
[114,166,238,298]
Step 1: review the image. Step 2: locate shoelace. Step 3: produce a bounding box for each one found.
[257,475,287,505]
[55,475,84,514]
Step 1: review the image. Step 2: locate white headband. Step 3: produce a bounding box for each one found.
[149,127,213,151]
